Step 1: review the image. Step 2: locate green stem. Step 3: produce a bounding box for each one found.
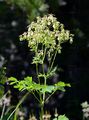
[50,50,57,71]
[36,63,40,83]
[43,76,46,103]
[43,47,46,62]
[0,91,9,120]
[7,92,29,120]
[5,106,15,115]
[40,47,49,120]
[42,67,46,106]
[35,40,40,83]
[40,68,46,120]
[45,90,56,103]
[48,52,54,71]
[40,102,44,120]
[32,92,40,103]
[36,62,42,112]
[0,103,6,120]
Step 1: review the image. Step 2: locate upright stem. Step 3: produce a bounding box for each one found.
[39,46,47,120]
[0,92,9,120]
[0,103,6,120]
[36,63,40,83]
[50,49,57,71]
[40,102,44,120]
[45,90,56,103]
[39,77,46,120]
[42,47,47,104]
[40,49,58,120]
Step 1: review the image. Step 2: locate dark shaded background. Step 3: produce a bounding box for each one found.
[0,0,89,120]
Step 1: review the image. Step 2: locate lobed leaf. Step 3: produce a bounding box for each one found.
[55,81,71,92]
[58,115,69,120]
[40,85,55,93]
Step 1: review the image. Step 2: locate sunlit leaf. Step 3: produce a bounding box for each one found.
[58,115,69,120]
[41,85,55,93]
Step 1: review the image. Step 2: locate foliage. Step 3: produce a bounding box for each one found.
[6,0,48,22]
[0,67,6,85]
[53,115,69,120]
[9,76,70,93]
[9,14,73,120]
[0,67,7,97]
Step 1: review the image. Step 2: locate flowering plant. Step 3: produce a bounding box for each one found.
[9,14,73,120]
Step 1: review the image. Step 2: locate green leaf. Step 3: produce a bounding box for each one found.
[8,77,18,85]
[9,76,33,91]
[32,84,42,90]
[24,76,32,84]
[65,83,71,87]
[58,115,69,120]
[8,77,18,82]
[55,81,71,92]
[55,81,66,87]
[47,67,57,78]
[41,85,55,93]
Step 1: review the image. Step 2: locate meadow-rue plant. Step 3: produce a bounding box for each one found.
[9,14,73,120]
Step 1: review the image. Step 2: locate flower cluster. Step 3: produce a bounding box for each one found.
[20,14,73,64]
[81,101,89,119]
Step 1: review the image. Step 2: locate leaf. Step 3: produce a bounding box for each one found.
[24,76,32,84]
[32,84,42,90]
[65,83,71,87]
[55,81,71,92]
[10,81,18,85]
[55,81,66,87]
[9,76,33,91]
[8,77,18,82]
[47,67,57,78]
[14,84,24,91]
[58,115,69,120]
[41,85,55,93]
[8,77,18,85]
